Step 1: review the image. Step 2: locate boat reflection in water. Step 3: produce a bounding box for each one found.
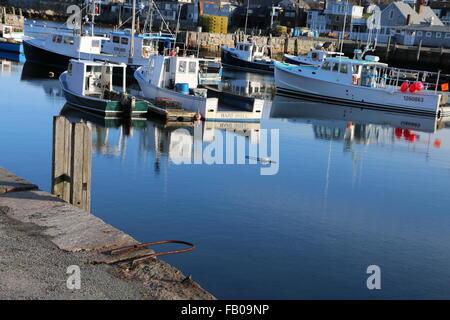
[59,104,262,173]
[271,96,444,149]
[21,61,65,98]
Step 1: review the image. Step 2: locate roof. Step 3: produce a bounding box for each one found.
[388,2,444,26]
[392,24,450,32]
[70,59,127,68]
[110,31,175,40]
[325,56,388,66]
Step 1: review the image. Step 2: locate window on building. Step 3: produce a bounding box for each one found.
[389,10,394,20]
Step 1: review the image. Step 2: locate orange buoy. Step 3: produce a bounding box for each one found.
[434,139,442,148]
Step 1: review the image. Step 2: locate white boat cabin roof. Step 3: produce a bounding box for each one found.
[66,59,127,97]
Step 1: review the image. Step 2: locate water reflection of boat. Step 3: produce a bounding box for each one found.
[205,77,276,111]
[271,95,439,134]
[20,61,65,97]
[0,50,25,62]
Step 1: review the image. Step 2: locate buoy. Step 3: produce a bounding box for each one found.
[346,122,353,128]
[408,134,417,143]
[409,83,416,93]
[415,82,424,91]
[395,128,403,138]
[403,129,411,138]
[434,139,442,148]
[194,114,201,121]
[400,82,409,93]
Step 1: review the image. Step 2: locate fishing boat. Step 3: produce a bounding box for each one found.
[0,8,25,53]
[275,54,449,117]
[60,59,148,117]
[0,24,25,53]
[134,54,218,119]
[221,40,275,74]
[284,45,344,66]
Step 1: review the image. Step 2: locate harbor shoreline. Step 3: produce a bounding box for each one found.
[0,167,215,300]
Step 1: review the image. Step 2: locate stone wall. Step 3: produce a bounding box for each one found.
[184,31,338,59]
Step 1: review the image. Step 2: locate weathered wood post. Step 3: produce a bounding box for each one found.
[52,116,92,212]
[52,116,72,203]
[70,122,92,212]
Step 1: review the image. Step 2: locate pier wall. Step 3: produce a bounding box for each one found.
[184,31,338,59]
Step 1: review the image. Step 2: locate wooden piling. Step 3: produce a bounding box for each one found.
[52,117,92,212]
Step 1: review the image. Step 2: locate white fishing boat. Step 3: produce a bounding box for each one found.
[60,59,149,117]
[284,45,344,66]
[221,40,274,74]
[134,54,218,119]
[275,54,449,117]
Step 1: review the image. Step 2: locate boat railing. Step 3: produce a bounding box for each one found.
[367,66,449,93]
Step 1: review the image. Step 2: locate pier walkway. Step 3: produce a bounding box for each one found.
[0,168,214,300]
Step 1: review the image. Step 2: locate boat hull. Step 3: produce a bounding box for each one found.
[134,68,218,119]
[24,40,71,68]
[60,73,148,117]
[283,54,315,66]
[0,40,23,54]
[274,63,441,117]
[221,48,274,74]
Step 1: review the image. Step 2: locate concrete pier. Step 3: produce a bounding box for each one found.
[0,167,215,300]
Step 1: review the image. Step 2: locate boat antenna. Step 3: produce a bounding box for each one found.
[339,0,349,54]
[244,0,250,35]
[361,4,381,58]
[130,0,136,63]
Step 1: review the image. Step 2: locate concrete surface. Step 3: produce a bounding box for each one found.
[0,168,215,300]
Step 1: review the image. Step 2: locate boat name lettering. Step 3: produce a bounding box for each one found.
[404,96,424,103]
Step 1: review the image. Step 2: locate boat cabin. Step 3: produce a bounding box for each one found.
[234,41,268,62]
[145,55,201,90]
[316,56,389,88]
[65,59,126,98]
[43,32,107,55]
[307,50,343,63]
[102,30,175,59]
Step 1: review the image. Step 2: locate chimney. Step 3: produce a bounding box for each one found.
[406,14,412,25]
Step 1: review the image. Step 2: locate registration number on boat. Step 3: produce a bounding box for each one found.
[404,96,424,103]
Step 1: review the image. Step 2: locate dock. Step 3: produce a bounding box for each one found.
[147,98,198,122]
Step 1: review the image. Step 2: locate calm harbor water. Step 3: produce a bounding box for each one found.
[2,56,450,299]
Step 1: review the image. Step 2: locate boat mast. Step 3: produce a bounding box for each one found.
[244,0,250,35]
[130,0,136,63]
